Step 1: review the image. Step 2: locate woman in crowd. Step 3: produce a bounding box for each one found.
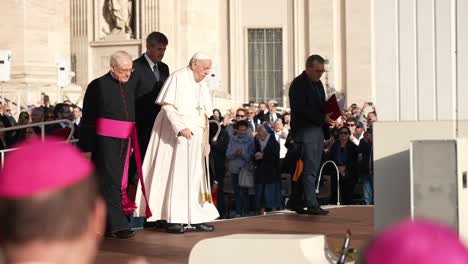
[17,111,31,126]
[225,120,255,217]
[327,126,359,205]
[254,124,281,215]
[43,108,56,122]
[10,111,31,145]
[211,109,223,123]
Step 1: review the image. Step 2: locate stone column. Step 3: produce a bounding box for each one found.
[0,0,71,109]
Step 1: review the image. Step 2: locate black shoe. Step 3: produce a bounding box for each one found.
[192,223,214,232]
[166,223,185,234]
[144,219,168,229]
[305,207,329,215]
[293,207,308,214]
[106,229,135,239]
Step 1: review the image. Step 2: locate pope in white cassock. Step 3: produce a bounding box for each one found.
[135,52,219,234]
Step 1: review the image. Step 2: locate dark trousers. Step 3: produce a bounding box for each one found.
[211,153,226,217]
[288,172,305,210]
[300,137,324,209]
[93,137,129,233]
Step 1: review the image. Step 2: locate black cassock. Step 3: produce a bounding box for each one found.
[79,72,135,233]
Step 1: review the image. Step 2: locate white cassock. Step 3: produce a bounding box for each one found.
[135,66,219,224]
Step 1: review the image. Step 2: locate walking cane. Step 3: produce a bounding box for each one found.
[185,138,195,231]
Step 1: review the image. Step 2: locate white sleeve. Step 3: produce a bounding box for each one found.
[162,104,187,136]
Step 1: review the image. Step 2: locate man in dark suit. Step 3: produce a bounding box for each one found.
[255,101,267,124]
[288,54,334,215]
[130,31,169,229]
[40,95,54,112]
[263,100,283,124]
[132,32,169,161]
[246,106,258,133]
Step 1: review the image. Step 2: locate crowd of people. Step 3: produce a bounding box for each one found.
[207,95,377,218]
[0,97,82,149]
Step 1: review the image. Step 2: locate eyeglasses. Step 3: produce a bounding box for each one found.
[119,68,134,73]
[236,115,245,118]
[113,66,134,74]
[339,132,349,135]
[346,124,355,127]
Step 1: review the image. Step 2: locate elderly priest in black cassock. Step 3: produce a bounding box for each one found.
[79,50,152,239]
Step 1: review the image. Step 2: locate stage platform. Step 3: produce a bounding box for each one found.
[96,206,374,264]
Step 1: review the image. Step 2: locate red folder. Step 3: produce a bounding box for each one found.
[325,94,341,121]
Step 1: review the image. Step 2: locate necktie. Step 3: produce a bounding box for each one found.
[249,120,255,131]
[153,64,160,82]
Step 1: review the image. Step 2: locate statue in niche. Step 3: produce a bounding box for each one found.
[102,0,134,39]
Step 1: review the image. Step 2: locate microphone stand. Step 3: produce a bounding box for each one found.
[337,230,351,264]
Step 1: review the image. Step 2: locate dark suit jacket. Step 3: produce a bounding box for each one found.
[263,112,283,124]
[246,119,258,132]
[254,135,281,184]
[288,71,330,141]
[255,112,265,124]
[132,54,169,154]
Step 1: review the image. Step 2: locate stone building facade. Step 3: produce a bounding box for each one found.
[0,0,373,114]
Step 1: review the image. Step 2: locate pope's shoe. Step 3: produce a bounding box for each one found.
[166,223,185,234]
[192,223,214,232]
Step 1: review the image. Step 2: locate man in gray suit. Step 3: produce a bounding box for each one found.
[288,54,334,215]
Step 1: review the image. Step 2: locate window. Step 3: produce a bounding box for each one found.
[248,28,283,106]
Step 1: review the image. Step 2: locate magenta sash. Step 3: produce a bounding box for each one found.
[96,117,152,218]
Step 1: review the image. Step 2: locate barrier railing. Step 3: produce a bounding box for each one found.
[316,160,341,206]
[0,119,75,167]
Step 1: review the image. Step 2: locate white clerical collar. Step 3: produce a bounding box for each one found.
[144,53,157,69]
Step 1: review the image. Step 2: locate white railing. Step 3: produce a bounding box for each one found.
[0,119,75,167]
[209,119,221,142]
[316,160,341,206]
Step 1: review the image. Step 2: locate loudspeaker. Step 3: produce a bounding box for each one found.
[0,50,12,81]
[189,234,336,264]
[57,61,69,87]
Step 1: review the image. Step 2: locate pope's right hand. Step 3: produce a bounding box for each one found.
[178,128,192,139]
